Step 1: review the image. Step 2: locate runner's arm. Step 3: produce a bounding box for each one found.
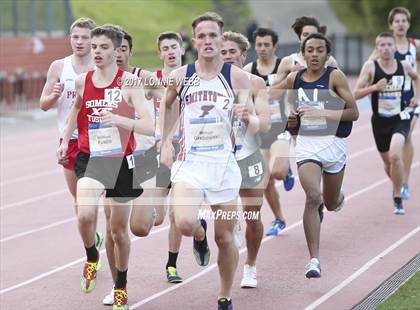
[329,70,359,121]
[252,76,271,133]
[60,74,84,146]
[285,72,299,128]
[233,68,258,134]
[160,71,181,143]
[39,60,63,111]
[402,60,419,106]
[243,62,252,73]
[353,61,377,99]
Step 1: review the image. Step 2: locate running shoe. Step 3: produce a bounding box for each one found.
[80,258,101,293]
[266,219,286,236]
[218,298,233,310]
[283,166,295,191]
[166,266,183,283]
[240,264,257,288]
[393,202,405,215]
[305,258,321,278]
[193,219,210,266]
[113,287,128,310]
[103,286,114,305]
[401,184,409,200]
[233,220,244,248]
[95,231,104,251]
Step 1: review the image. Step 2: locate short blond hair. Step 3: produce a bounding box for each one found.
[223,31,250,53]
[192,12,224,35]
[70,17,96,33]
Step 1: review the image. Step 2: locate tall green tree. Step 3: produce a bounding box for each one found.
[330,0,420,35]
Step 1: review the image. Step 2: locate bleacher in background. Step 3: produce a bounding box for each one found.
[0,36,70,109]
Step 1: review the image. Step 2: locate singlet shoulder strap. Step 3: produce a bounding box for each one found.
[293,68,306,89]
[220,63,233,90]
[272,58,281,74]
[251,61,258,75]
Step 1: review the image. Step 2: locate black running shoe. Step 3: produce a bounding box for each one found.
[193,219,210,266]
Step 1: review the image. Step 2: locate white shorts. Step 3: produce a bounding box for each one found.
[171,159,241,205]
[295,135,346,174]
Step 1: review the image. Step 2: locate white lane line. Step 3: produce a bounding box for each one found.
[130,221,302,309]
[0,169,60,187]
[0,224,169,295]
[0,154,418,297]
[0,217,76,243]
[304,226,420,310]
[126,161,418,308]
[0,189,68,211]
[0,140,381,241]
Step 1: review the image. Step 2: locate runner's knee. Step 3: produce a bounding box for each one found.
[305,189,322,208]
[130,221,151,237]
[214,229,234,249]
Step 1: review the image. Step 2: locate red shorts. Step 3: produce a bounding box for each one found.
[59,139,80,170]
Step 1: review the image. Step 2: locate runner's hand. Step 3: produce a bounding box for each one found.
[160,140,174,168]
[233,104,250,124]
[409,97,418,108]
[56,142,69,165]
[287,112,298,127]
[374,78,387,92]
[99,109,119,126]
[297,106,324,119]
[51,82,64,99]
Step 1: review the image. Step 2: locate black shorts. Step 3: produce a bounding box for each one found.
[74,152,143,203]
[259,122,287,149]
[134,145,158,184]
[371,115,410,153]
[155,142,180,189]
[237,150,265,189]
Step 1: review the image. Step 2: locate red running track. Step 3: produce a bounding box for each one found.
[0,108,419,310]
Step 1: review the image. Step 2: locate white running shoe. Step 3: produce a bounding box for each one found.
[305,258,321,278]
[233,220,244,249]
[240,264,257,288]
[102,286,114,305]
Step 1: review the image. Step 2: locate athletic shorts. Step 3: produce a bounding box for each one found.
[59,138,79,170]
[259,122,287,149]
[156,142,180,189]
[171,159,241,205]
[74,152,143,203]
[237,150,265,189]
[296,135,346,174]
[371,115,410,153]
[134,145,158,184]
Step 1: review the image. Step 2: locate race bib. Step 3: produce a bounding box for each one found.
[88,123,123,157]
[299,101,327,131]
[190,117,224,152]
[248,161,263,178]
[104,88,122,104]
[378,76,403,117]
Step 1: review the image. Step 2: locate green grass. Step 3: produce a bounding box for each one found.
[377,271,420,309]
[71,0,212,68]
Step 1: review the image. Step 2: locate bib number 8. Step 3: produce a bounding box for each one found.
[248,162,263,178]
